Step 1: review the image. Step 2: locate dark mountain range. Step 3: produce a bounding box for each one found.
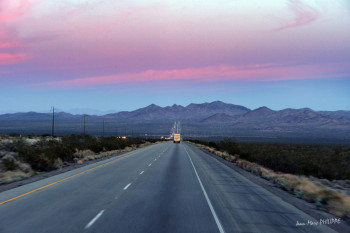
[243,106,275,119]
[201,113,236,123]
[238,107,350,127]
[0,101,349,142]
[0,112,83,120]
[319,111,350,119]
[104,101,250,121]
[0,112,51,120]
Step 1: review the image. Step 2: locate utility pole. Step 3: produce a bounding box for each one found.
[102,120,105,137]
[182,123,184,140]
[83,115,86,135]
[52,106,55,137]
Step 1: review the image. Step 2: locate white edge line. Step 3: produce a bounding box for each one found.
[85,210,105,229]
[184,147,225,233]
[140,171,144,175]
[123,183,131,190]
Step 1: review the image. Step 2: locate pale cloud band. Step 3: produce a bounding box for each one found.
[35,63,348,88]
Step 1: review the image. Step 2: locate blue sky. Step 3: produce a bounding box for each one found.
[1,77,349,114]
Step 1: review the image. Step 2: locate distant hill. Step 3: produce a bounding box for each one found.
[243,106,274,119]
[201,113,236,123]
[0,112,82,120]
[238,107,350,127]
[104,101,250,121]
[0,101,349,142]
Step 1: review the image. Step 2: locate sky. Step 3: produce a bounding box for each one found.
[0,0,350,114]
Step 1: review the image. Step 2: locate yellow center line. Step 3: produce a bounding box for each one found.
[0,146,150,205]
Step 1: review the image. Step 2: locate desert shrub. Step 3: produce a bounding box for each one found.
[315,190,350,219]
[208,141,218,150]
[237,142,350,180]
[2,138,27,152]
[0,171,32,184]
[316,190,342,209]
[10,135,154,172]
[217,138,241,155]
[190,139,350,180]
[45,139,74,161]
[74,150,95,159]
[18,162,32,173]
[84,155,95,161]
[1,154,19,170]
[18,146,41,169]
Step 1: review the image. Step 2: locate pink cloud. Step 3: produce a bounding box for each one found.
[0,30,25,63]
[0,13,20,21]
[0,53,28,64]
[0,42,20,48]
[0,0,33,20]
[35,63,348,87]
[0,0,35,65]
[272,0,320,31]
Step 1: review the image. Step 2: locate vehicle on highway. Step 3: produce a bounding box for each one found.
[173,133,181,143]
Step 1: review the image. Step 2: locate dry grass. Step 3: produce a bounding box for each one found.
[73,149,96,158]
[123,146,133,152]
[76,160,83,165]
[0,170,35,184]
[98,150,121,157]
[73,143,150,164]
[74,150,99,162]
[0,150,34,184]
[138,142,152,147]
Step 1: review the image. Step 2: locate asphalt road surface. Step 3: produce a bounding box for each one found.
[0,142,344,232]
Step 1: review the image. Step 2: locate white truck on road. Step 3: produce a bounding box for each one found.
[173,133,181,143]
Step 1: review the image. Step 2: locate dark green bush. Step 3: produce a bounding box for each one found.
[217,138,241,155]
[1,155,19,170]
[2,138,27,152]
[189,139,350,180]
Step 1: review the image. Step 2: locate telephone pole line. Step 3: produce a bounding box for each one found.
[83,115,86,135]
[52,106,55,137]
[102,120,105,137]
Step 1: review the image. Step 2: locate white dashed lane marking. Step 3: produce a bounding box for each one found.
[123,183,131,190]
[85,210,105,229]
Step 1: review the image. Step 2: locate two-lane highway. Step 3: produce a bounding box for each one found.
[0,142,343,232]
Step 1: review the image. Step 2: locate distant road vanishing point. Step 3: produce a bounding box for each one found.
[0,142,345,233]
